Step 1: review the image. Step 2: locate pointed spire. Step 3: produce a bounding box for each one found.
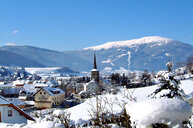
[93,52,97,69]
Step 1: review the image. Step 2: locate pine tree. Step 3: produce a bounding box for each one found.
[16,71,21,78]
[121,73,128,86]
[148,62,186,100]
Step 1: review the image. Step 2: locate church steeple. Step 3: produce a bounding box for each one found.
[93,53,97,69]
[91,52,99,83]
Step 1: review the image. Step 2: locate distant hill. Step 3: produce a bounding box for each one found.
[1,36,193,72]
[0,45,91,71]
[0,50,44,67]
[56,67,78,73]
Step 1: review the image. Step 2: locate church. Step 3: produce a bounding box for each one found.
[85,53,111,96]
[85,53,101,95]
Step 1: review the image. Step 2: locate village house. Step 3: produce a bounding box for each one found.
[35,87,65,109]
[0,96,34,124]
[2,88,20,98]
[66,81,76,96]
[0,83,13,95]
[13,80,25,88]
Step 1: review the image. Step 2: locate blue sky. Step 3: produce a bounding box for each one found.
[0,0,193,51]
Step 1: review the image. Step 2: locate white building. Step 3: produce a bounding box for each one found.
[0,96,34,124]
[86,80,100,95]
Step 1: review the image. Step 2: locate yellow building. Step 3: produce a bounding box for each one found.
[188,98,193,107]
[35,87,65,109]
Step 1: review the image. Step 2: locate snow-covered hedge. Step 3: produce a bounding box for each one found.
[126,98,192,127]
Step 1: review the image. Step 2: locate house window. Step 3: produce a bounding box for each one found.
[40,92,42,94]
[8,110,12,117]
[44,92,46,95]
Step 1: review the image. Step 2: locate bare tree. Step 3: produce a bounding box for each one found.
[54,111,72,128]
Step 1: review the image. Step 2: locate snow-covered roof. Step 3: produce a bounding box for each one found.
[0,96,10,104]
[0,82,5,85]
[34,83,49,87]
[0,84,14,88]
[91,69,98,72]
[13,80,25,86]
[23,84,36,93]
[3,88,20,94]
[8,98,26,106]
[25,101,35,105]
[89,79,97,83]
[19,95,27,100]
[43,87,65,96]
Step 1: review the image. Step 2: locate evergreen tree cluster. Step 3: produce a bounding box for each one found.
[149,62,186,100]
[110,71,153,88]
[149,72,186,100]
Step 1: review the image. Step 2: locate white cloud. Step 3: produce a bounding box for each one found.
[12,30,18,35]
[5,42,17,46]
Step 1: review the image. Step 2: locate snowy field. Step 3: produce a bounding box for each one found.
[25,67,60,74]
[0,79,192,127]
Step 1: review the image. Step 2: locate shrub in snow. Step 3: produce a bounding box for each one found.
[53,109,64,117]
[88,96,132,127]
[53,110,72,128]
[146,63,192,127]
[126,98,192,128]
[150,62,186,100]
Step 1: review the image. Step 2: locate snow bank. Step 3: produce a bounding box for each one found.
[53,109,64,116]
[23,121,55,128]
[67,80,193,125]
[181,80,193,98]
[126,98,192,127]
[67,93,131,125]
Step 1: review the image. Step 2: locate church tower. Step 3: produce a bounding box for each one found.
[91,53,100,83]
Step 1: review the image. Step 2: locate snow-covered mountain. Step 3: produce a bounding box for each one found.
[84,36,173,50]
[0,36,193,71]
[65,36,193,71]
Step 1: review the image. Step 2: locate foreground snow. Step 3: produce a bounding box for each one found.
[68,93,130,124]
[126,98,192,127]
[0,79,192,127]
[181,80,193,99]
[67,79,193,126]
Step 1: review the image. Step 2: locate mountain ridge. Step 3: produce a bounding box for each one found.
[83,36,174,50]
[0,36,193,71]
